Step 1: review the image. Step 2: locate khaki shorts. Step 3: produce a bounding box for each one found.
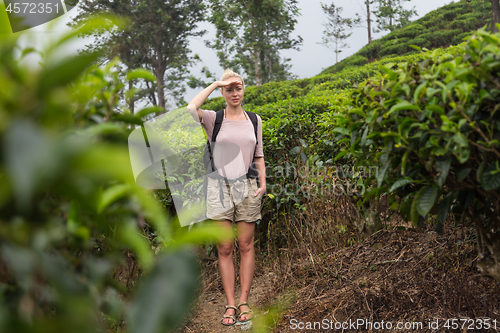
[206,177,262,223]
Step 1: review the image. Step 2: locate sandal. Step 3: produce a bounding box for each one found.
[221,305,238,326]
[237,302,253,322]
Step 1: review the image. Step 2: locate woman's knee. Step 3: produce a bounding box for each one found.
[237,237,254,254]
[218,242,234,257]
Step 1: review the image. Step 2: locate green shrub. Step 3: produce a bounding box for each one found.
[387,24,425,39]
[326,55,369,73]
[407,37,431,49]
[453,32,473,44]
[334,27,500,280]
[0,15,230,333]
[379,41,410,57]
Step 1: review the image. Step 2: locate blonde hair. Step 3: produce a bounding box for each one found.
[220,69,244,90]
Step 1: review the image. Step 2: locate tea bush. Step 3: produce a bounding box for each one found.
[321,0,491,75]
[0,15,230,333]
[331,27,500,280]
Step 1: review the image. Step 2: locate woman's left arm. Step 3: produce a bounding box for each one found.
[253,157,266,196]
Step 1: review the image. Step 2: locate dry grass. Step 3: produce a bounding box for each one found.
[191,186,500,333]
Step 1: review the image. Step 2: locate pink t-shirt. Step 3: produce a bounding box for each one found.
[197,109,264,180]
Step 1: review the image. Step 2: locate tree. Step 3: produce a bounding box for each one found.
[366,0,373,43]
[206,0,302,86]
[492,0,500,32]
[205,0,240,71]
[69,0,206,111]
[353,0,374,44]
[373,0,417,32]
[318,2,361,64]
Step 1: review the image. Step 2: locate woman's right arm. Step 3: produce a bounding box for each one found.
[187,81,229,122]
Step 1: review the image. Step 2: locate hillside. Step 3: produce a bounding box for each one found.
[320,0,492,74]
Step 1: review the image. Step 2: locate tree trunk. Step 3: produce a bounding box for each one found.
[267,29,272,82]
[259,49,266,84]
[128,80,135,115]
[146,81,157,106]
[156,68,165,109]
[366,0,372,43]
[335,38,339,64]
[250,13,261,86]
[153,28,165,109]
[389,0,392,29]
[492,0,500,32]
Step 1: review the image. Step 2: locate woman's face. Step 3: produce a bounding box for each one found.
[221,78,244,107]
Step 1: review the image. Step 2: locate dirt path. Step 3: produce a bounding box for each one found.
[181,267,277,333]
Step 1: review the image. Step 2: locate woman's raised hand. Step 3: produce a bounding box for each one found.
[215,80,242,89]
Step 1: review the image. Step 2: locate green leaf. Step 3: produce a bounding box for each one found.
[377,154,389,188]
[436,194,453,234]
[476,160,486,182]
[434,156,451,188]
[408,45,421,52]
[480,163,500,190]
[456,168,471,182]
[361,126,369,146]
[386,100,421,117]
[452,133,468,147]
[4,120,59,210]
[290,146,301,155]
[97,184,131,214]
[425,105,444,115]
[117,220,154,271]
[301,152,307,162]
[417,186,438,217]
[401,150,410,176]
[363,187,380,202]
[37,52,100,97]
[334,150,349,161]
[410,191,421,227]
[400,197,412,221]
[174,224,232,245]
[389,178,413,192]
[21,47,37,59]
[299,139,307,148]
[126,249,199,333]
[78,123,126,137]
[414,82,427,104]
[126,68,157,82]
[0,0,12,34]
[136,106,164,119]
[332,127,349,135]
[111,113,144,125]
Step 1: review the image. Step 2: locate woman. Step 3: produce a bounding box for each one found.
[187,69,266,326]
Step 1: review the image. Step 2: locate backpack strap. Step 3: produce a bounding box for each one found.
[206,110,225,174]
[211,109,225,142]
[245,111,258,157]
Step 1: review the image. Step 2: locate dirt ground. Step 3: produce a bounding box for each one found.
[180,267,278,333]
[179,224,500,333]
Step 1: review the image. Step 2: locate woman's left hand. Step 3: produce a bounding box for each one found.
[254,185,266,197]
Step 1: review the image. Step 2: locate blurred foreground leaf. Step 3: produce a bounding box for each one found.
[126,248,199,333]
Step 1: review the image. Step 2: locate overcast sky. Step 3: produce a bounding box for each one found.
[13,0,458,106]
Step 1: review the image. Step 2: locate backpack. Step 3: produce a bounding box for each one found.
[202,110,259,204]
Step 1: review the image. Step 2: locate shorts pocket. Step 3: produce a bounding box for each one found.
[249,179,262,207]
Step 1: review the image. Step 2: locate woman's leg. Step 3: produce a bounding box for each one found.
[217,219,236,325]
[236,221,256,321]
